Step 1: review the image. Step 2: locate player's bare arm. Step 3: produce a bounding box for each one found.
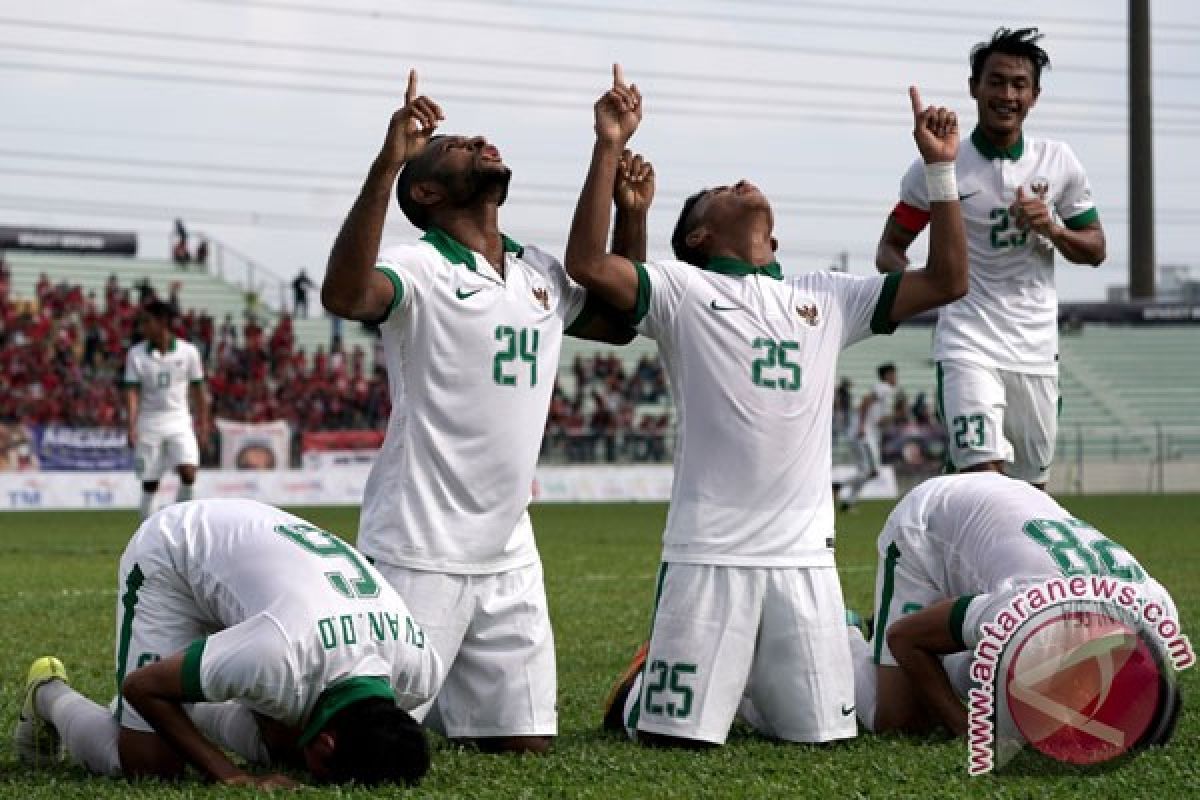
[886,599,969,736]
[564,64,644,315]
[611,149,655,263]
[323,69,444,322]
[189,382,210,445]
[1011,187,1106,266]
[875,217,920,274]
[124,387,139,448]
[122,652,300,788]
[889,87,969,324]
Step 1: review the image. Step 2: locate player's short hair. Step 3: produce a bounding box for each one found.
[395,135,449,230]
[970,27,1051,87]
[671,189,710,267]
[142,300,174,321]
[878,363,896,380]
[324,699,430,786]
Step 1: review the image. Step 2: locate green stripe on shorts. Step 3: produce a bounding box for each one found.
[628,563,669,733]
[114,564,145,719]
[873,544,900,665]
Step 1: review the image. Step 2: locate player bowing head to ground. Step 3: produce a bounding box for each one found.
[14,499,442,788]
[123,300,210,520]
[321,70,638,755]
[848,472,1180,745]
[571,66,967,748]
[876,27,1106,488]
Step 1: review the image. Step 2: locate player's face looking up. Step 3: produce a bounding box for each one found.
[427,134,513,206]
[680,182,774,259]
[971,53,1040,141]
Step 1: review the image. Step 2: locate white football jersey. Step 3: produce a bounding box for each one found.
[634,257,901,567]
[123,337,204,431]
[125,499,442,738]
[882,472,1171,645]
[897,129,1099,375]
[358,229,587,573]
[862,381,896,443]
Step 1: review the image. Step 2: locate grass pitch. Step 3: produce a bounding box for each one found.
[0,495,1197,798]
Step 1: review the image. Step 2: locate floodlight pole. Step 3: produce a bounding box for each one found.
[1129,0,1155,299]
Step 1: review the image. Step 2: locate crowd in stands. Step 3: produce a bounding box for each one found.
[0,254,946,466]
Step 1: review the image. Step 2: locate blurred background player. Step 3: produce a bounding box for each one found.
[847,471,1179,738]
[14,499,441,788]
[123,300,209,519]
[320,71,635,754]
[840,362,898,511]
[875,27,1106,488]
[572,67,966,747]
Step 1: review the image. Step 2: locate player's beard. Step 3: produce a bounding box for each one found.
[437,165,513,210]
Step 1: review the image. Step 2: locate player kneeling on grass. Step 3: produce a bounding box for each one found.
[15,499,443,788]
[847,472,1182,745]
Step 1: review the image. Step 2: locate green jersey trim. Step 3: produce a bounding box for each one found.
[564,294,601,337]
[420,227,523,272]
[1063,207,1100,230]
[373,266,405,323]
[949,594,978,650]
[299,675,397,746]
[631,261,652,325]
[181,638,208,702]
[702,256,783,280]
[870,272,902,335]
[121,380,141,388]
[970,126,1024,161]
[873,542,900,664]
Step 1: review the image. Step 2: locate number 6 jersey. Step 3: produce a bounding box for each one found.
[360,229,588,574]
[122,498,444,736]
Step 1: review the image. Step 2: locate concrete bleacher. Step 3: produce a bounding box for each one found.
[4,251,378,361]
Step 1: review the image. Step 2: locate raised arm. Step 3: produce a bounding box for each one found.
[889,87,969,324]
[875,217,921,274]
[612,149,654,263]
[322,70,444,322]
[564,65,644,315]
[885,598,969,735]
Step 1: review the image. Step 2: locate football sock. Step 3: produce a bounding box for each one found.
[189,702,270,765]
[35,681,121,776]
[176,483,194,504]
[847,626,878,732]
[138,491,155,520]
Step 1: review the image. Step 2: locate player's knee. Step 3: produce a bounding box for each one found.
[468,735,554,755]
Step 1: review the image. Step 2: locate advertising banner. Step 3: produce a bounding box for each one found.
[215,418,290,470]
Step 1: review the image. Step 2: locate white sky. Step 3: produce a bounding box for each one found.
[2,0,1198,302]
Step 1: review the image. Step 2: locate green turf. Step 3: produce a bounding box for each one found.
[0,496,1197,797]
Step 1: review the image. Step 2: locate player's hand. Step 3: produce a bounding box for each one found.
[1011,187,1055,236]
[615,149,655,213]
[222,772,302,790]
[909,86,959,164]
[378,70,444,170]
[594,64,642,147]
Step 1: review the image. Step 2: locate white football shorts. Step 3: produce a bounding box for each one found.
[625,563,857,744]
[135,424,199,482]
[937,360,1058,484]
[372,560,557,739]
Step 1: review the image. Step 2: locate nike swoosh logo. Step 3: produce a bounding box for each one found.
[709,300,739,312]
[455,288,483,300]
[841,704,856,716]
[957,190,981,201]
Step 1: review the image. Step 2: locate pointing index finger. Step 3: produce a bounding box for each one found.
[405,69,418,104]
[908,85,923,118]
[613,63,626,88]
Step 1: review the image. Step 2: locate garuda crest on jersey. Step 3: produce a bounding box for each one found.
[796,303,820,326]
[531,287,550,310]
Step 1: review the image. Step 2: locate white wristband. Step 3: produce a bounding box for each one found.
[925,162,958,204]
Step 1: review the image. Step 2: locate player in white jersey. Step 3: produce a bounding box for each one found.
[840,363,898,511]
[122,300,210,520]
[570,66,967,747]
[876,28,1107,487]
[320,72,636,754]
[848,472,1177,737]
[13,499,443,788]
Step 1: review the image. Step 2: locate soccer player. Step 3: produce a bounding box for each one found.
[123,300,210,519]
[849,471,1178,736]
[875,27,1106,488]
[571,67,967,747]
[320,71,636,754]
[14,499,442,787]
[839,362,898,511]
